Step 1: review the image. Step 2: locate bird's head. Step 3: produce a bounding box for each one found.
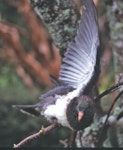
[66,95,94,130]
[76,97,90,122]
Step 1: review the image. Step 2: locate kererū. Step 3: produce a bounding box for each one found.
[13,0,100,131]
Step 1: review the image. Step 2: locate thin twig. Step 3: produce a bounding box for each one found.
[104,90,123,127]
[13,123,58,148]
[94,81,123,103]
[97,90,123,147]
[59,139,68,147]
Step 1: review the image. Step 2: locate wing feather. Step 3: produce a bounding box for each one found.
[59,0,99,89]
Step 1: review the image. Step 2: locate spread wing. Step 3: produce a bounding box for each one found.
[59,0,100,89]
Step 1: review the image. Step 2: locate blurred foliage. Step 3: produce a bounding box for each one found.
[0,57,70,147]
[0,0,123,148]
[103,0,123,147]
[0,0,78,147]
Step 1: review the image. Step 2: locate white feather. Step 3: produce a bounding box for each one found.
[43,83,86,128]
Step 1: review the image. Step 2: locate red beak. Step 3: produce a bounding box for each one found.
[78,111,84,121]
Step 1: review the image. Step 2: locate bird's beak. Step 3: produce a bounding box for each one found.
[78,111,84,121]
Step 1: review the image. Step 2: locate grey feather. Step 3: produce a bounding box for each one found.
[59,0,99,89]
[13,85,75,117]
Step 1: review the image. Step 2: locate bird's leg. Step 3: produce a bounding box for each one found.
[68,130,77,147]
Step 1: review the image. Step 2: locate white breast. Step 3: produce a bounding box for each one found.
[43,95,69,128]
[42,87,81,128]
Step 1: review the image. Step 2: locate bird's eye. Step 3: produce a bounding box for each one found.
[78,106,84,111]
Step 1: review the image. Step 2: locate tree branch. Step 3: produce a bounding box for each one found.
[13,123,58,148]
[94,81,123,103]
[68,130,77,147]
[97,90,123,147]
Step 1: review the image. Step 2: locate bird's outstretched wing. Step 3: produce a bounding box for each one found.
[59,0,99,89]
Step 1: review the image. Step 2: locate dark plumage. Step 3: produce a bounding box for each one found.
[13,0,100,131]
[66,95,94,130]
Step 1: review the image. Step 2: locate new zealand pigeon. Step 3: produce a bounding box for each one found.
[13,0,100,131]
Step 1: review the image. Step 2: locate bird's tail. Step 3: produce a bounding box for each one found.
[12,104,41,117]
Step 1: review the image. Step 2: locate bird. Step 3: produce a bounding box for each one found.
[13,0,100,131]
